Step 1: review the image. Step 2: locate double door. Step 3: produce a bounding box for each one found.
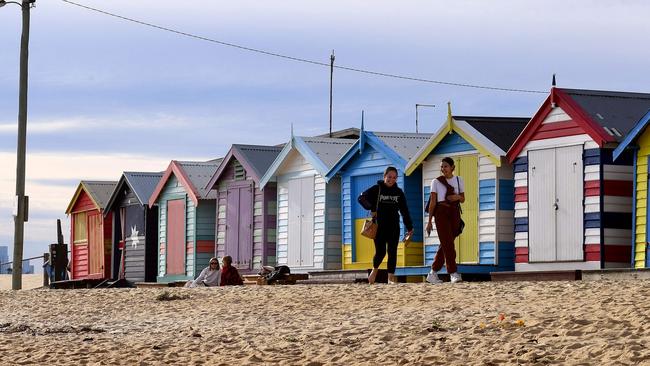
[528,145,583,262]
[287,176,315,267]
[225,183,253,269]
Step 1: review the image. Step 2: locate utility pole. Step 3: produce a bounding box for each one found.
[329,50,335,138]
[415,103,435,133]
[1,0,35,290]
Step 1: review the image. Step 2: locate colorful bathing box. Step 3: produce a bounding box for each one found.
[326,126,431,272]
[506,88,650,271]
[260,136,355,273]
[613,109,650,268]
[149,159,222,282]
[104,172,163,283]
[406,108,528,274]
[65,181,117,280]
[204,144,283,273]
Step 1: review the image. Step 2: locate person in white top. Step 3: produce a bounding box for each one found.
[425,157,465,284]
[185,257,221,287]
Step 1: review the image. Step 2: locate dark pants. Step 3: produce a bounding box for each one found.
[373,225,400,273]
[432,203,460,274]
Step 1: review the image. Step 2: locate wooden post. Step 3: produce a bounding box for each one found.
[42,252,49,287]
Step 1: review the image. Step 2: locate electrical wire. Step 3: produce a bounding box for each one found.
[60,0,546,94]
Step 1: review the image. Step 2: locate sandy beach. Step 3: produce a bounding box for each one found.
[1,280,649,365]
[0,274,45,291]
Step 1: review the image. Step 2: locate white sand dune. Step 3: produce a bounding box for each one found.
[1,280,650,364]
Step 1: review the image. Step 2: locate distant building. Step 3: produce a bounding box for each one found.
[22,261,34,274]
[0,246,9,274]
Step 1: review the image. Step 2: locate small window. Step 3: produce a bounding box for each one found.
[73,212,88,244]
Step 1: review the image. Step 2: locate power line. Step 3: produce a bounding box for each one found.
[60,0,546,94]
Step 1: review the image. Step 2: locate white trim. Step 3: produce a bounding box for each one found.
[541,106,571,125]
[454,119,507,156]
[516,261,600,271]
[517,134,593,157]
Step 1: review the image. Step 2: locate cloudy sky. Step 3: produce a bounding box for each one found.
[1,0,649,271]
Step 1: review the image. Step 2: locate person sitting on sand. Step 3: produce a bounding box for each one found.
[185,257,221,287]
[220,256,244,286]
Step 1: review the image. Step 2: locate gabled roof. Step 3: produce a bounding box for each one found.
[563,89,650,140]
[104,171,163,213]
[260,136,356,188]
[459,116,529,152]
[404,104,527,175]
[327,124,432,180]
[65,180,118,214]
[507,87,650,162]
[313,127,360,139]
[148,159,222,207]
[613,109,650,161]
[205,144,283,189]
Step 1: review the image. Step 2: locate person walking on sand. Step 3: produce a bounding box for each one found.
[358,166,414,284]
[185,257,221,287]
[426,157,464,284]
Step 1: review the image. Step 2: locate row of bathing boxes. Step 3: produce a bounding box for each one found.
[64,87,650,283]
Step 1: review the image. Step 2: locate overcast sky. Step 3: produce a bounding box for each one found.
[1,0,649,270]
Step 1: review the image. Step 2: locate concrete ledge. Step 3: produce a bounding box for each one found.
[308,270,368,281]
[582,268,650,281]
[491,270,582,282]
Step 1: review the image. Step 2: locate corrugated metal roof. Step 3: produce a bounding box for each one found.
[457,116,529,152]
[301,137,356,170]
[313,127,360,139]
[371,132,433,162]
[82,181,118,209]
[123,171,164,205]
[563,88,650,141]
[177,159,222,199]
[233,144,283,181]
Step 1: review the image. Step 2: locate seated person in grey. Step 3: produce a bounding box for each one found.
[185,257,221,287]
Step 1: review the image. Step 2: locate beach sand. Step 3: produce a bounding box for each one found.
[0,274,45,291]
[1,280,650,365]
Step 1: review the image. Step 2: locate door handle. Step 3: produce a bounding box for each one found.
[554,203,558,211]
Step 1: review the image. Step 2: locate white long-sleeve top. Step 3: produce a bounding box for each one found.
[191,267,221,287]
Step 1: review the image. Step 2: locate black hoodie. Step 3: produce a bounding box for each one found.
[358,180,413,232]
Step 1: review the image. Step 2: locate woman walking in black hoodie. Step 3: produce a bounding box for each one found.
[358,166,414,284]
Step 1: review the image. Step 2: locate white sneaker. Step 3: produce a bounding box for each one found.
[450,272,462,283]
[426,270,443,284]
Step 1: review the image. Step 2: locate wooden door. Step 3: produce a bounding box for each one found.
[529,148,557,262]
[287,178,302,266]
[166,199,186,275]
[454,155,479,263]
[555,145,583,261]
[237,184,253,269]
[87,212,104,277]
[225,186,240,262]
[299,176,315,267]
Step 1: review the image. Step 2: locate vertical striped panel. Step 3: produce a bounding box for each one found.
[325,177,342,270]
[498,180,515,210]
[636,133,650,267]
[313,175,327,268]
[479,180,496,211]
[195,200,216,274]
